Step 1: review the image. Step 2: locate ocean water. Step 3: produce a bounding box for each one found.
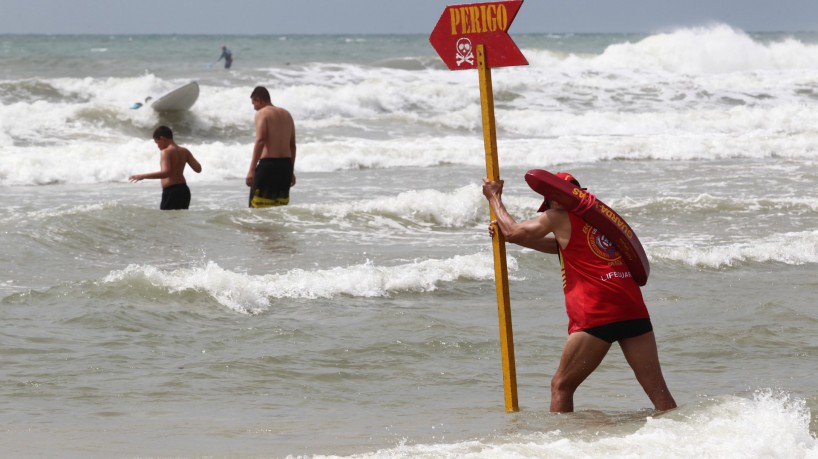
[1,26,817,458]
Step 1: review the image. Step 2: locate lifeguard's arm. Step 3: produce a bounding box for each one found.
[128,150,172,182]
[247,112,266,187]
[489,223,559,254]
[482,177,560,254]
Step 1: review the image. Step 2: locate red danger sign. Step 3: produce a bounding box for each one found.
[429,0,527,70]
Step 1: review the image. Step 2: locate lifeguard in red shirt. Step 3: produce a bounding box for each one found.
[560,210,649,334]
[482,172,676,413]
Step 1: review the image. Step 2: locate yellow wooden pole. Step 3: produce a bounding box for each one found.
[477,44,518,412]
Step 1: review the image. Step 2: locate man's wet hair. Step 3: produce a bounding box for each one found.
[153,125,173,140]
[250,86,271,103]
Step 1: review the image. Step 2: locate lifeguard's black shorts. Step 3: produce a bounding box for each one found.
[582,318,653,343]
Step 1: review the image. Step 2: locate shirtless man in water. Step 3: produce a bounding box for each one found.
[129,125,202,210]
[246,86,297,208]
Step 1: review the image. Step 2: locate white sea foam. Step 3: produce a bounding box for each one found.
[522,25,818,81]
[4,26,818,185]
[611,193,818,214]
[103,253,514,314]
[651,230,818,268]
[303,184,487,228]
[595,25,818,75]
[1,129,815,186]
[322,391,817,459]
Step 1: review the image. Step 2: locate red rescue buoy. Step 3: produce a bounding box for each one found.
[524,169,650,286]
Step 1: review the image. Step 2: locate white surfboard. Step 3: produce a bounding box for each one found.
[151,81,199,112]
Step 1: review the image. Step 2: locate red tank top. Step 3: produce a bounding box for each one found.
[558,213,649,334]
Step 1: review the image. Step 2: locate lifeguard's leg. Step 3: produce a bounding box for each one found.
[619,331,677,411]
[550,332,611,412]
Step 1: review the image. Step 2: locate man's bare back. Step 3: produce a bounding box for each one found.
[158,145,199,188]
[255,105,295,159]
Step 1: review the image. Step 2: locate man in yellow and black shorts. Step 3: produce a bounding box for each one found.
[246,86,296,208]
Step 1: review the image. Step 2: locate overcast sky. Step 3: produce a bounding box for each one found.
[3,0,818,35]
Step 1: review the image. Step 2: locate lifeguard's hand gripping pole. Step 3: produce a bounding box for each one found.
[430,1,528,412]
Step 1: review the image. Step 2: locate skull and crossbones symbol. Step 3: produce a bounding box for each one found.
[455,37,474,66]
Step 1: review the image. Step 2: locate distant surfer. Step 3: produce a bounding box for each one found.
[482,172,677,413]
[129,125,202,210]
[217,45,233,69]
[246,86,296,208]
